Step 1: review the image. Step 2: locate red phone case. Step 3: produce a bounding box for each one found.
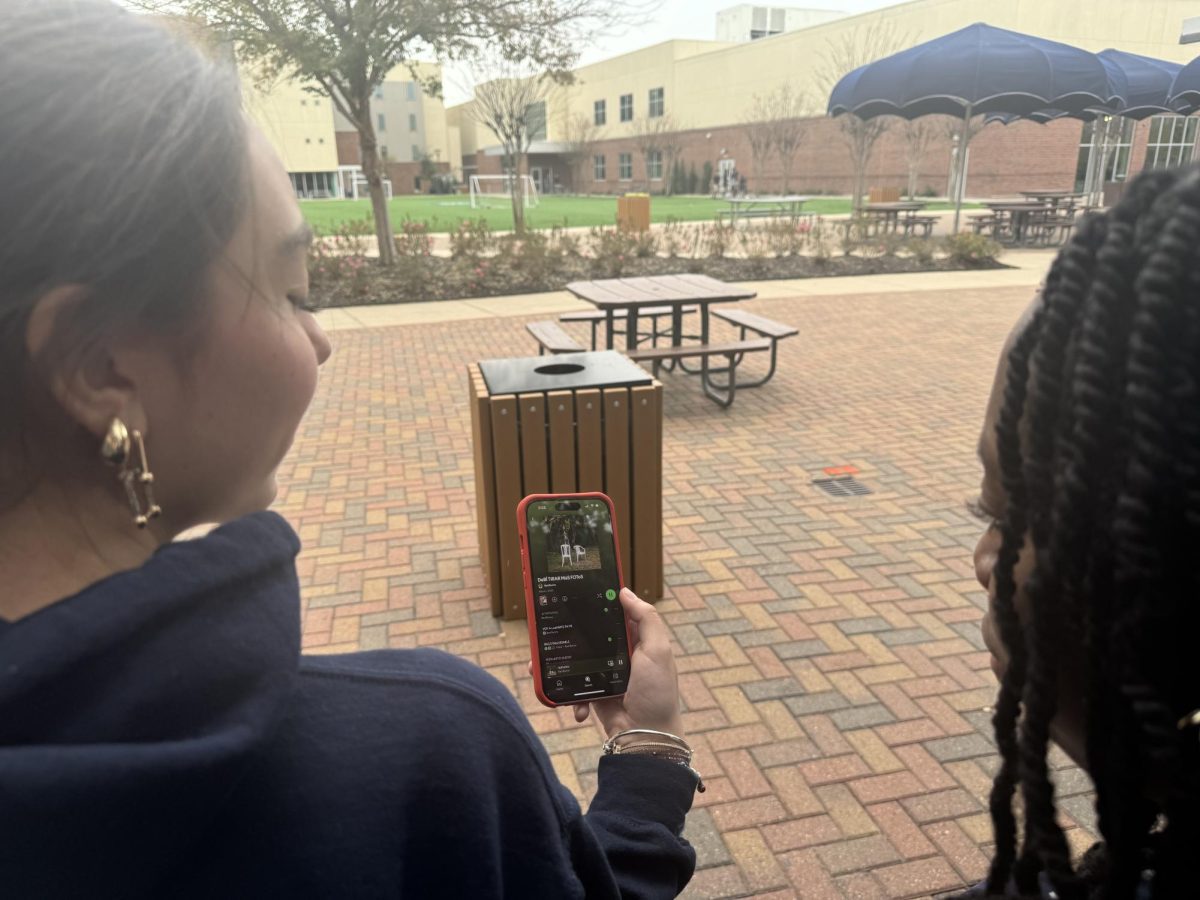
[517,492,633,708]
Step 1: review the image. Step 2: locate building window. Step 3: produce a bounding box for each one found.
[377,113,386,132]
[406,82,417,101]
[1145,115,1200,170]
[594,99,606,126]
[648,87,664,118]
[381,146,388,160]
[527,100,547,142]
[411,144,420,160]
[1073,118,1134,190]
[300,99,307,106]
[619,94,633,122]
[409,113,418,132]
[289,171,337,199]
[374,86,384,99]
[646,149,663,180]
[618,152,632,181]
[593,154,606,181]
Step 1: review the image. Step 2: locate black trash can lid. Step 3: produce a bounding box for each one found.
[479,351,653,396]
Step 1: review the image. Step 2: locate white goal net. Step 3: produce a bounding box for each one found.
[469,174,540,209]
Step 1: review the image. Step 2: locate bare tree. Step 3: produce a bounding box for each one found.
[901,119,938,198]
[743,95,775,193]
[940,114,988,204]
[817,20,911,214]
[767,84,808,195]
[560,112,600,194]
[468,58,550,233]
[633,115,682,194]
[136,0,646,265]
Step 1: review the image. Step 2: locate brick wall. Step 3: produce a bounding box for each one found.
[336,130,360,166]
[564,116,1153,198]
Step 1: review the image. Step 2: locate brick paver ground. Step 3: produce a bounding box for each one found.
[280,284,1096,898]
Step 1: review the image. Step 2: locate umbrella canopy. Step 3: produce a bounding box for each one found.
[826,22,1112,121]
[1169,54,1200,114]
[983,109,1094,126]
[1096,49,1181,120]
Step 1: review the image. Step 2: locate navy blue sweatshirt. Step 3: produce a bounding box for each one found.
[0,512,696,897]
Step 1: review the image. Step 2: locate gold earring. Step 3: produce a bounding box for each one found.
[100,418,163,528]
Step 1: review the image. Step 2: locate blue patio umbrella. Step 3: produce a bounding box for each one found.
[992,51,1181,202]
[827,23,1112,230]
[1168,54,1200,114]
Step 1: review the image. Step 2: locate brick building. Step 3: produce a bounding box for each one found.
[454,0,1199,199]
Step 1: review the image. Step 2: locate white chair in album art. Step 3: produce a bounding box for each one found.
[560,543,573,567]
[574,545,587,564]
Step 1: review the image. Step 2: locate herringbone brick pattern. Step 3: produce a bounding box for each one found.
[282,285,1096,898]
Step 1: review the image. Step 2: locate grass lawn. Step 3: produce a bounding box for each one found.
[299,194,976,234]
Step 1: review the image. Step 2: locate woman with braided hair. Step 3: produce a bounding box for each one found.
[960,165,1200,899]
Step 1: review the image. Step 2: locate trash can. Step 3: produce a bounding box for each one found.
[617,193,651,232]
[468,351,663,619]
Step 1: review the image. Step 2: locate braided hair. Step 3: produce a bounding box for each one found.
[977,166,1200,899]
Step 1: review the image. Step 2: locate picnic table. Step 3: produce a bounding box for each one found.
[1018,190,1085,210]
[986,201,1052,244]
[861,201,929,236]
[720,195,811,225]
[564,274,773,407]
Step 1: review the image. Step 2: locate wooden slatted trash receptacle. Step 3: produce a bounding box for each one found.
[468,351,663,619]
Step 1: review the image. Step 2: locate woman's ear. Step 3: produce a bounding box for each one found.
[24,285,147,439]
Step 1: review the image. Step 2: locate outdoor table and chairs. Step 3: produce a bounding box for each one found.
[1018,190,1085,211]
[718,195,812,226]
[859,201,935,238]
[545,274,796,408]
[976,199,1080,246]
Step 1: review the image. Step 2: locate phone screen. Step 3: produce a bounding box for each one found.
[526,497,629,704]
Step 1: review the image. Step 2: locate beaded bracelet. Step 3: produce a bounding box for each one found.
[603,728,705,792]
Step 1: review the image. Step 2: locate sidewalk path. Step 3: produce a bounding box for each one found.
[288,254,1096,899]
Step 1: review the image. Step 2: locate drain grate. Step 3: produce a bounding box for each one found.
[813,475,872,497]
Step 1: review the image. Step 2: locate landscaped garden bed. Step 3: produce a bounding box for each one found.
[309,218,1005,309]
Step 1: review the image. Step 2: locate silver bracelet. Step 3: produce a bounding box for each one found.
[603,729,705,792]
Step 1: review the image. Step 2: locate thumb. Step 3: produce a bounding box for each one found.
[619,588,668,655]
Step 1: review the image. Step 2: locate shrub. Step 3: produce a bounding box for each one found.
[808,219,833,263]
[942,232,1003,267]
[449,218,494,260]
[702,223,734,259]
[632,229,659,258]
[905,237,936,266]
[394,219,433,257]
[763,218,810,258]
[687,163,699,195]
[587,226,639,278]
[701,161,714,194]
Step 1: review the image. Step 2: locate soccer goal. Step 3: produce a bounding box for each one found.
[469,174,540,209]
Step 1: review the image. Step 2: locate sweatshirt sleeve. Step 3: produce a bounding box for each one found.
[572,755,699,899]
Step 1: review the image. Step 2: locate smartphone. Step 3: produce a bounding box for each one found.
[517,492,632,707]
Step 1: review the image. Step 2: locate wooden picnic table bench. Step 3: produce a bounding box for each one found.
[560,304,698,351]
[566,274,768,408]
[629,339,772,408]
[711,308,798,388]
[526,320,585,355]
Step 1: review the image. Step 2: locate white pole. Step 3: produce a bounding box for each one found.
[953,107,972,234]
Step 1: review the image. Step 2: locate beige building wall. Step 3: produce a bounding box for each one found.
[242,74,339,172]
[460,0,1199,147]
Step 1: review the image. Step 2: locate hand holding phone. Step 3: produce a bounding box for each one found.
[571,587,684,738]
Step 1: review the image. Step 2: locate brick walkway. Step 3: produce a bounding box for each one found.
[279,283,1096,899]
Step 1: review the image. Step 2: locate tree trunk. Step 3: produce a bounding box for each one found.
[781,154,793,195]
[907,164,919,200]
[508,150,526,235]
[358,118,395,267]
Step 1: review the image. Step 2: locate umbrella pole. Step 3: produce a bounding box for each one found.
[953,107,971,234]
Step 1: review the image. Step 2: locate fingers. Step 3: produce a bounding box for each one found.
[573,702,591,723]
[527,660,533,677]
[619,588,669,655]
